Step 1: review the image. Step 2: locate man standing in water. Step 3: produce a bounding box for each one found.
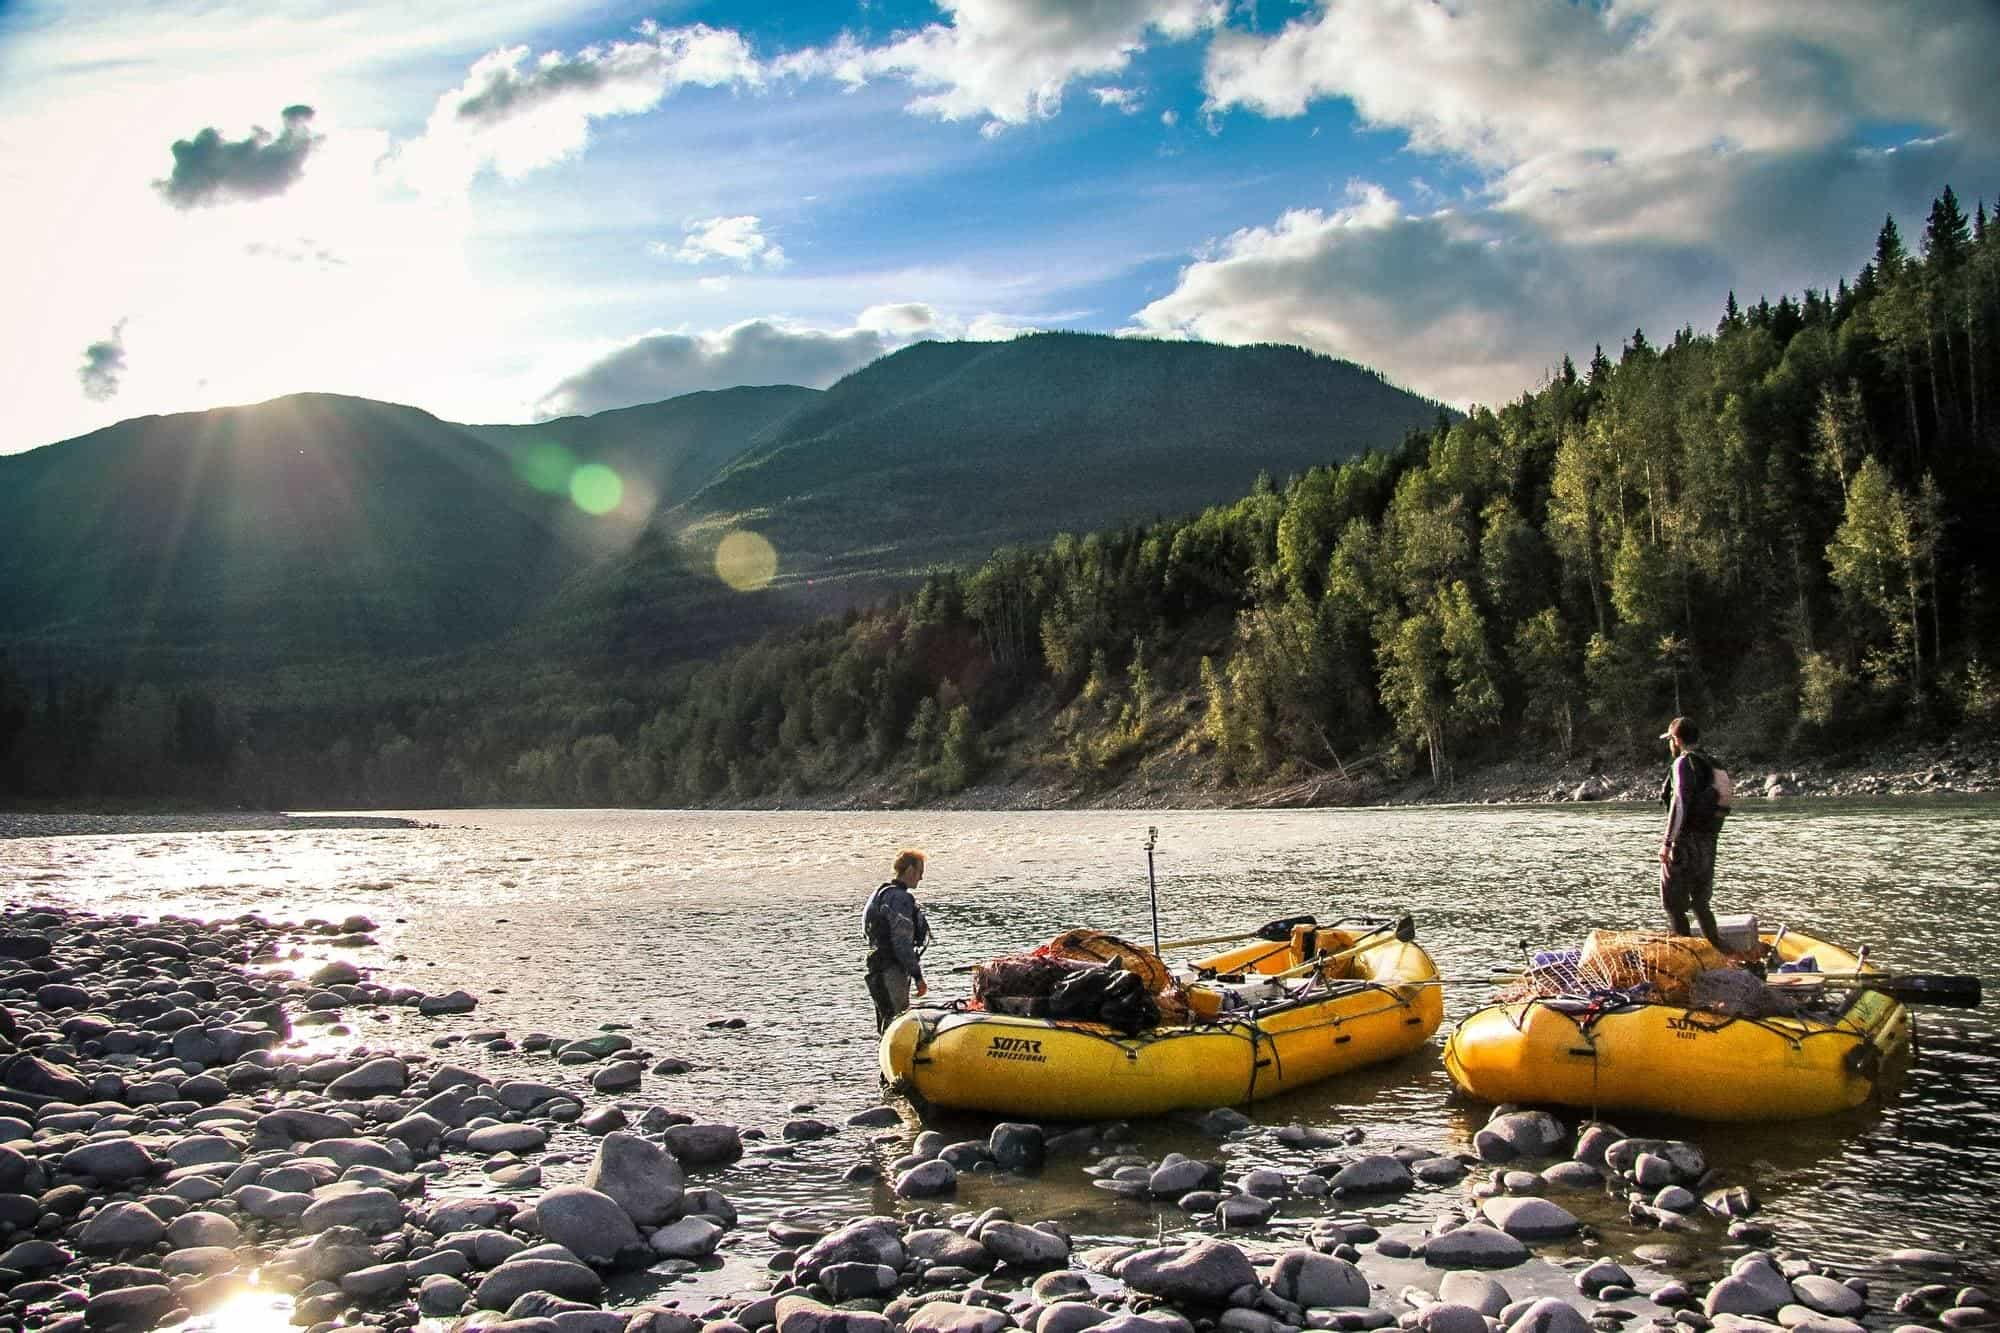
[864,849,929,1033]
[1658,716,1732,951]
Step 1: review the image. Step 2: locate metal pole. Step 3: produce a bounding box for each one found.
[1145,825,1160,955]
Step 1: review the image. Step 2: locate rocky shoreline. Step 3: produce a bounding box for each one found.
[0,903,1992,1333]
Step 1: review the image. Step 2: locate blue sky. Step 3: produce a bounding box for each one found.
[4,1,1998,452]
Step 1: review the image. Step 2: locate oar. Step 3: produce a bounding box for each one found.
[1765,972,1982,1009]
[1223,916,1418,982]
[1157,914,1319,952]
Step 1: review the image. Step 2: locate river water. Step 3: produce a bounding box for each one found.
[5,800,1997,1313]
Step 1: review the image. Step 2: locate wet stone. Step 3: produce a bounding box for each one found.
[1330,1156,1414,1196]
[1480,1197,1579,1240]
[1423,1226,1528,1270]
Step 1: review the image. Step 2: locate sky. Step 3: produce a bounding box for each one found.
[4,0,1998,454]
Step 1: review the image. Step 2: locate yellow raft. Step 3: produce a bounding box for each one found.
[881,917,1443,1119]
[1443,930,1913,1122]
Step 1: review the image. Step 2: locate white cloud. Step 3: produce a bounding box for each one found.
[1144,0,2000,406]
[1202,0,2000,218]
[534,303,1043,416]
[857,302,941,336]
[665,215,788,270]
[533,317,895,418]
[1092,86,1141,113]
[399,24,762,190]
[786,0,1224,129]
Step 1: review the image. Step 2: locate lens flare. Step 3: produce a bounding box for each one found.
[183,1284,291,1332]
[569,464,624,516]
[715,529,778,591]
[515,442,576,494]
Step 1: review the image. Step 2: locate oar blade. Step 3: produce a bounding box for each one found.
[1874,973,1982,1009]
[1255,914,1318,941]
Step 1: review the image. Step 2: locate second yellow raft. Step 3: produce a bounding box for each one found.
[881,917,1443,1119]
[1443,930,1912,1121]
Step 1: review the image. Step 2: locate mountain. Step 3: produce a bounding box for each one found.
[0,337,1447,678]
[562,333,1448,660]
[0,387,813,676]
[464,384,818,510]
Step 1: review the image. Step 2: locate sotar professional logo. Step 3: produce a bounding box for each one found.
[985,1035,1048,1064]
[1665,1015,1706,1040]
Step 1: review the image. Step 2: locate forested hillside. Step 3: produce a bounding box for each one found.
[3,187,1995,807]
[552,334,1450,665]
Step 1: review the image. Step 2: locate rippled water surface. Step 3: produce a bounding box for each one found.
[6,800,1998,1304]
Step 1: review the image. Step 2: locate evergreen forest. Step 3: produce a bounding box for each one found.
[4,186,1997,809]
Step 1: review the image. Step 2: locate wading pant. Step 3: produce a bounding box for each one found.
[866,965,911,1034]
[1662,829,1723,949]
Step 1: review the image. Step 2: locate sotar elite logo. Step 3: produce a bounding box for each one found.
[985,1035,1048,1064]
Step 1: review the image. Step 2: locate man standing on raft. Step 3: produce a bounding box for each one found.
[1658,716,1733,951]
[864,849,930,1033]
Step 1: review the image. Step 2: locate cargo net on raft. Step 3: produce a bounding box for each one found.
[969,930,1190,1033]
[1501,929,1803,1018]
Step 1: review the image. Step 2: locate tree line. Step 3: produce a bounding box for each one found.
[4,185,1997,808]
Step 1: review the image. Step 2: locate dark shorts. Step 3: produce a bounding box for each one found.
[865,965,911,1034]
[1661,831,1717,914]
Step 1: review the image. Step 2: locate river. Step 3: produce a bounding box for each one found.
[4,799,1996,1315]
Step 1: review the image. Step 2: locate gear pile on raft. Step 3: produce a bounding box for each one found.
[879,915,1444,1120]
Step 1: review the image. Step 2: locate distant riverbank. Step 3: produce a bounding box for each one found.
[797,731,2000,814]
[5,735,1995,832]
[0,811,426,840]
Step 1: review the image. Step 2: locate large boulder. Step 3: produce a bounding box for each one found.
[989,1123,1046,1171]
[583,1132,685,1227]
[776,1295,896,1333]
[1474,1112,1567,1162]
[257,1107,356,1143]
[1705,1255,1794,1318]
[1791,1275,1865,1317]
[533,1185,641,1266]
[325,1057,409,1098]
[795,1218,905,1283]
[299,1137,413,1172]
[1438,1273,1512,1317]
[79,1201,167,1252]
[469,1123,549,1154]
[1120,1239,1257,1306]
[908,1303,1014,1333]
[663,1123,743,1166]
[301,1186,404,1235]
[164,1211,240,1249]
[1502,1298,1592,1333]
[1422,1226,1529,1270]
[907,1228,994,1272]
[649,1216,724,1259]
[1270,1250,1369,1308]
[979,1220,1069,1269]
[895,1160,958,1198]
[62,1138,156,1183]
[84,1284,185,1332]
[1479,1198,1579,1240]
[822,1261,901,1300]
[472,1257,604,1310]
[3,1053,91,1102]
[1328,1155,1413,1195]
[1148,1155,1218,1197]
